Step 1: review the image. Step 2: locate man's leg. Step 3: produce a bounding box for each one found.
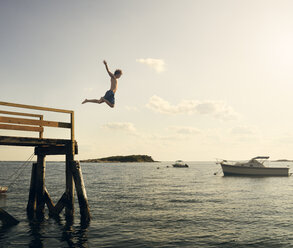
[82,98,103,104]
[102,98,114,108]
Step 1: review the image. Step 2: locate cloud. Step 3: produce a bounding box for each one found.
[102,122,137,133]
[146,95,196,115]
[146,95,239,121]
[169,126,202,135]
[230,126,255,135]
[195,102,217,114]
[136,58,166,72]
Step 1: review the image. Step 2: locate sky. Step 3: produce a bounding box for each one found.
[1,0,293,161]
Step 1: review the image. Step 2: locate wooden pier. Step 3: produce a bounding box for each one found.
[0,101,90,224]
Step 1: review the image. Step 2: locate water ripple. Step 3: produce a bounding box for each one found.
[1,161,293,247]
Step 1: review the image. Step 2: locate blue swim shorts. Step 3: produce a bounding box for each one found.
[103,90,115,105]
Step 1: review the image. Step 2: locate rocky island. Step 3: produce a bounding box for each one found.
[80,155,156,163]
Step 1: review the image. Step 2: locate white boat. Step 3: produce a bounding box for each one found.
[172,160,188,168]
[218,156,290,176]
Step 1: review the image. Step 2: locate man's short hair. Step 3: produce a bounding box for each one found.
[114,69,122,76]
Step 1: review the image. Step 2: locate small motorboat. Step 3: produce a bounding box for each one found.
[172,160,189,168]
[218,156,290,176]
[0,186,8,193]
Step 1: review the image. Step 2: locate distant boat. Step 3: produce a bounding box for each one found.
[172,160,189,168]
[0,186,8,193]
[218,156,290,176]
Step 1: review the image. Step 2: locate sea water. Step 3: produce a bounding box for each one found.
[0,161,293,247]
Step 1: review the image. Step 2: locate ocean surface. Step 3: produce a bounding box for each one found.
[1,161,293,247]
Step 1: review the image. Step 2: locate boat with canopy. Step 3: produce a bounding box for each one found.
[218,156,290,176]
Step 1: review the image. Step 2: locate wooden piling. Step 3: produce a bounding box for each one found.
[0,208,19,227]
[71,160,90,223]
[1,101,90,223]
[65,144,74,220]
[26,162,37,217]
[44,187,56,216]
[54,192,67,215]
[35,154,46,219]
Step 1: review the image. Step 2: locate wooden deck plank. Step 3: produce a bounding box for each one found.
[0,123,43,132]
[0,116,71,129]
[35,144,78,155]
[0,110,42,118]
[0,135,72,146]
[0,101,73,114]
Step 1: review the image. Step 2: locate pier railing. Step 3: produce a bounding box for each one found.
[0,101,75,152]
[0,101,90,223]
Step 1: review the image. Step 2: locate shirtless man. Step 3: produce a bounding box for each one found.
[82,60,122,108]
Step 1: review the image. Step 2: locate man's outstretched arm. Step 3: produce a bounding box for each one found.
[103,60,114,78]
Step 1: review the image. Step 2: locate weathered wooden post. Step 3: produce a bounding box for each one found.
[35,153,46,219]
[0,101,90,223]
[65,143,75,220]
[0,208,19,227]
[44,187,56,216]
[71,160,90,223]
[26,162,37,217]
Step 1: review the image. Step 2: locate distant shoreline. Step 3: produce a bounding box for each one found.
[80,155,157,163]
[273,159,293,162]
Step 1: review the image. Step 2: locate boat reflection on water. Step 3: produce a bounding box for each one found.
[218,156,291,177]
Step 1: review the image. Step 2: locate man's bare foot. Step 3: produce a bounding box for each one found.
[82,99,88,104]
